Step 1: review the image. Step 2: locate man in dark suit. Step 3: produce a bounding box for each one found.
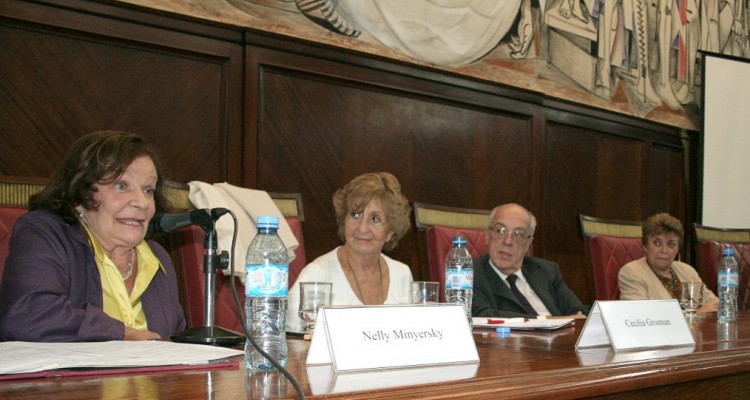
[472,203,589,319]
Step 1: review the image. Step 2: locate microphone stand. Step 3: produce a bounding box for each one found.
[171,216,245,346]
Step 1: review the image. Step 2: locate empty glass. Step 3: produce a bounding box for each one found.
[679,282,704,314]
[411,281,440,304]
[298,282,332,337]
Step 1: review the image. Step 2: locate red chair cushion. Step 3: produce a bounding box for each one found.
[700,241,750,309]
[286,217,306,288]
[589,235,645,300]
[0,206,28,282]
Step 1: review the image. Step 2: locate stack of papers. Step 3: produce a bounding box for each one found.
[472,317,574,331]
[0,341,243,375]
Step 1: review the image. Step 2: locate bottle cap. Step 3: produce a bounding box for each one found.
[452,236,467,246]
[722,247,735,256]
[257,215,279,229]
[495,327,510,337]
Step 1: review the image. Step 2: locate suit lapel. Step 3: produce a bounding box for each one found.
[480,259,523,308]
[523,261,560,315]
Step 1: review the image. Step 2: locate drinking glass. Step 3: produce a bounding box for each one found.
[411,281,440,304]
[679,282,704,314]
[298,282,332,336]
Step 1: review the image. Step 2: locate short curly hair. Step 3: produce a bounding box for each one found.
[642,212,684,247]
[29,130,170,224]
[333,172,411,251]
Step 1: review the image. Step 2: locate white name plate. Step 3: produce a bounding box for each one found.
[306,304,478,372]
[576,300,695,352]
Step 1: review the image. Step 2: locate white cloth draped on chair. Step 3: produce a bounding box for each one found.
[188,181,298,280]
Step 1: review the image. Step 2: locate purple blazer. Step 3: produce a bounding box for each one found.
[0,211,185,341]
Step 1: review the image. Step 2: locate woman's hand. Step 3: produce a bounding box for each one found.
[697,301,718,313]
[123,326,162,340]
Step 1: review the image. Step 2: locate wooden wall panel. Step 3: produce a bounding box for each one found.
[544,122,646,302]
[648,143,687,219]
[0,0,244,184]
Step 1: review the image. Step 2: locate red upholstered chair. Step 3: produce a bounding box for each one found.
[580,215,644,300]
[0,176,49,282]
[694,224,750,309]
[168,186,307,331]
[589,235,645,300]
[0,207,28,280]
[414,202,492,302]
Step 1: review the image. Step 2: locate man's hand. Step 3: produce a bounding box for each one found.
[548,311,587,319]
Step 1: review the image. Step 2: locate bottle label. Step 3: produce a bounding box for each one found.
[245,263,289,296]
[718,271,739,287]
[445,269,473,290]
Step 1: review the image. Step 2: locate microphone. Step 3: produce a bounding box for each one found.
[149,208,227,235]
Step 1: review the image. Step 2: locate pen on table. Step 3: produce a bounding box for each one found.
[486,318,528,324]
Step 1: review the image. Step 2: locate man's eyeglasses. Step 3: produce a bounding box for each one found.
[487,224,532,242]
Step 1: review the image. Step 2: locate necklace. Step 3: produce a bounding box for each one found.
[121,249,136,281]
[648,261,678,298]
[343,246,384,304]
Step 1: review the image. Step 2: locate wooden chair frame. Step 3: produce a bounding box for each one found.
[414,202,491,231]
[694,223,750,243]
[579,214,642,239]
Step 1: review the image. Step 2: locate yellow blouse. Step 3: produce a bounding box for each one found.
[80,222,164,331]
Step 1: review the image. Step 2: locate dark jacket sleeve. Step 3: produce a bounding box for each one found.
[142,240,186,337]
[0,211,124,342]
[524,258,590,316]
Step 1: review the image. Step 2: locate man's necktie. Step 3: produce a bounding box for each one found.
[506,274,537,316]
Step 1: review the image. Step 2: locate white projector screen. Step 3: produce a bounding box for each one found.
[701,52,750,228]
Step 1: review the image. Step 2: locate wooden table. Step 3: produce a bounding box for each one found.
[2,312,750,399]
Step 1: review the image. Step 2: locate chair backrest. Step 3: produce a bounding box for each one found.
[579,215,644,300]
[164,182,307,330]
[0,176,49,282]
[414,202,492,302]
[694,223,750,309]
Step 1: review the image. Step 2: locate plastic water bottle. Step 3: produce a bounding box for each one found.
[717,247,739,323]
[244,216,289,372]
[445,235,473,320]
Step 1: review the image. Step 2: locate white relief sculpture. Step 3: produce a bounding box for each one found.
[510,0,537,59]
[331,0,525,66]
[559,0,591,24]
[632,0,661,107]
[722,0,748,56]
[237,0,750,112]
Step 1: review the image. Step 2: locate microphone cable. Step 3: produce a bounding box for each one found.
[224,210,305,399]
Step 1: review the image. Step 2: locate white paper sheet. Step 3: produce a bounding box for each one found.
[0,341,243,375]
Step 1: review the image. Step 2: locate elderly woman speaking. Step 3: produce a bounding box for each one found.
[287,172,413,333]
[0,131,185,342]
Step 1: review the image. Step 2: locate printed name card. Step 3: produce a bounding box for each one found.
[576,300,695,352]
[306,304,478,372]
